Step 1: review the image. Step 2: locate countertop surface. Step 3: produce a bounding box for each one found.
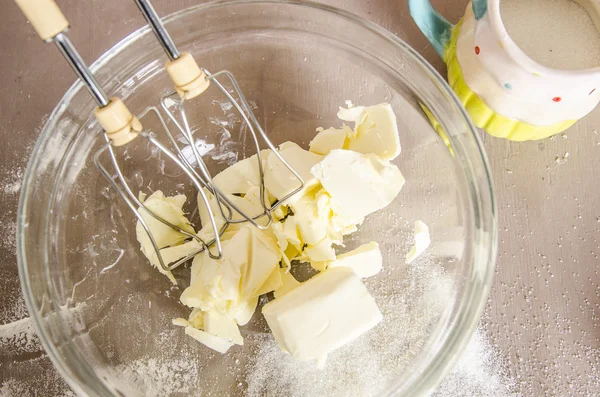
[1,0,599,396]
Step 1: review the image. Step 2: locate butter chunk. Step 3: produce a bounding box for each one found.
[136,191,195,250]
[173,314,237,354]
[172,318,192,328]
[184,327,235,354]
[271,214,302,252]
[264,142,323,205]
[150,238,202,265]
[244,184,276,211]
[148,239,203,283]
[272,205,287,221]
[309,260,328,273]
[181,226,281,314]
[290,191,330,245]
[309,125,351,155]
[135,190,196,283]
[240,227,282,299]
[254,266,283,297]
[274,269,302,298]
[196,186,273,243]
[204,311,244,345]
[198,190,268,233]
[304,237,336,262]
[311,150,404,222]
[338,103,401,160]
[406,220,431,264]
[211,150,271,195]
[172,308,203,331]
[233,296,259,326]
[187,240,240,304]
[262,267,382,362]
[328,241,382,278]
[187,308,204,329]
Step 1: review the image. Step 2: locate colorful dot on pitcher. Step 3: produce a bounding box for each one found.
[590,88,596,95]
[552,97,562,102]
[532,72,542,77]
[475,46,481,55]
[504,83,512,90]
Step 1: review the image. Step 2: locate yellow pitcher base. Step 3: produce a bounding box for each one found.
[444,21,576,141]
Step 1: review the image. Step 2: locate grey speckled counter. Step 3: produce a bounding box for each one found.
[1,0,598,395]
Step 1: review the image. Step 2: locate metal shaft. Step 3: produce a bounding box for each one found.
[134,0,180,61]
[53,33,110,107]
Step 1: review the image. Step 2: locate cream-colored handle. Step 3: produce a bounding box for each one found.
[165,52,210,99]
[15,0,141,145]
[94,98,142,146]
[14,0,69,41]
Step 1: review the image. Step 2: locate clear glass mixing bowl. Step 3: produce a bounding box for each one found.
[17,1,497,396]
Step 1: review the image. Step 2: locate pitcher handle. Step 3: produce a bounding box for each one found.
[408,0,454,58]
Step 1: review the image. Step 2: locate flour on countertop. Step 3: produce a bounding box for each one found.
[0,220,17,253]
[1,167,23,196]
[434,327,520,397]
[0,305,86,397]
[0,251,518,396]
[0,117,40,254]
[0,359,75,397]
[0,112,517,395]
[0,114,71,397]
[114,355,201,397]
[1,297,29,325]
[0,304,87,357]
[0,316,42,354]
[245,256,519,397]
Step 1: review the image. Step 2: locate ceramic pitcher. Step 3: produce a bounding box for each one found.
[409,0,600,141]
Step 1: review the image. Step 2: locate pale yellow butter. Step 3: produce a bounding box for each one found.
[264,142,323,205]
[262,267,382,363]
[136,190,196,284]
[337,103,401,160]
[311,150,405,222]
[406,220,431,264]
[308,125,351,155]
[328,241,382,278]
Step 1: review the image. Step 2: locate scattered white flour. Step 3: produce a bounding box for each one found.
[0,304,86,397]
[0,112,517,395]
[0,360,75,397]
[113,355,200,397]
[1,166,23,196]
[0,316,41,354]
[0,303,87,357]
[434,328,520,397]
[0,113,73,397]
[0,220,17,253]
[245,259,518,396]
[0,379,28,397]
[1,296,28,325]
[0,261,516,397]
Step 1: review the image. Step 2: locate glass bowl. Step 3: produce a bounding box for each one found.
[17,1,497,396]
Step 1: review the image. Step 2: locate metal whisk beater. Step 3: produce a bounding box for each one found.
[128,0,306,256]
[15,0,223,269]
[133,1,306,220]
[16,0,305,274]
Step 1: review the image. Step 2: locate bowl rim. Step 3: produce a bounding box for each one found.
[17,1,497,396]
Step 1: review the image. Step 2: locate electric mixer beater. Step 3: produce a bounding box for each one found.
[15,0,305,274]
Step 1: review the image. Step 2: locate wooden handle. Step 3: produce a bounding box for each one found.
[165,52,210,99]
[94,98,142,146]
[14,0,69,41]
